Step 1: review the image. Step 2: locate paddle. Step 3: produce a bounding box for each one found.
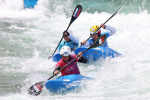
[48,4,82,59]
[84,5,123,42]
[28,34,107,96]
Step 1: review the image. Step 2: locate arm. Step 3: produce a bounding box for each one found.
[81,39,93,47]
[77,52,88,63]
[105,25,116,36]
[81,42,90,47]
[68,34,79,43]
[53,66,61,74]
[78,56,88,63]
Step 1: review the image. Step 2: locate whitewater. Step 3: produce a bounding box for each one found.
[0,0,150,100]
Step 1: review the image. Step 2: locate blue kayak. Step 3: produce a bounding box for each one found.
[53,53,62,62]
[45,74,92,93]
[74,46,121,61]
[52,46,121,62]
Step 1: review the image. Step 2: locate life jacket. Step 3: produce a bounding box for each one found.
[56,54,80,76]
[87,32,109,47]
[58,40,79,51]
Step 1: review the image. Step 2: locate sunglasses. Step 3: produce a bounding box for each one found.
[63,35,68,37]
[90,34,97,36]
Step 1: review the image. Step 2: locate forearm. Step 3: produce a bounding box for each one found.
[68,34,79,43]
[53,66,61,74]
[78,56,88,63]
[105,25,116,36]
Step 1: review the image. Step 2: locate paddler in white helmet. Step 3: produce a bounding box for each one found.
[58,29,79,52]
[53,46,87,76]
[81,23,116,47]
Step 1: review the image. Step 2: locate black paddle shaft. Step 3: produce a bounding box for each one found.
[85,5,123,42]
[48,34,107,80]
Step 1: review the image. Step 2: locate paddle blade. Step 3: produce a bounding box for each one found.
[82,34,107,53]
[28,81,46,96]
[70,5,82,25]
[90,34,107,49]
[98,34,107,46]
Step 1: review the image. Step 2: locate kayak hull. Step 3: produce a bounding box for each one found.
[45,74,92,93]
[53,47,121,62]
[74,47,121,61]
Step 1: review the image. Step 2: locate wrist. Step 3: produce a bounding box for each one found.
[67,31,70,36]
[104,25,106,29]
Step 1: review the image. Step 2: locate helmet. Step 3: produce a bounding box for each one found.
[90,25,101,36]
[60,46,71,56]
[63,29,73,36]
[67,29,73,35]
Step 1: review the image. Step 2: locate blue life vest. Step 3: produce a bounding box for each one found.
[58,40,79,51]
[87,32,110,47]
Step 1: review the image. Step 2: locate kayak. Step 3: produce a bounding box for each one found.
[52,46,121,62]
[52,53,62,62]
[74,46,121,61]
[45,74,92,93]
[24,0,38,9]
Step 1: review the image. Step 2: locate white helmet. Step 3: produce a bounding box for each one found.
[60,46,71,56]
[67,29,73,35]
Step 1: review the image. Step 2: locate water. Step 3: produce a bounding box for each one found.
[0,0,150,99]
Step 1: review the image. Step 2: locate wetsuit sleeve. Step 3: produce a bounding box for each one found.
[82,39,93,47]
[53,66,61,74]
[78,56,88,63]
[68,34,79,43]
[105,25,116,36]
[82,42,90,47]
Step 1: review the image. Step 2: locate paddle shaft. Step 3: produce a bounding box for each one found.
[48,46,91,80]
[48,34,107,80]
[85,5,123,42]
[49,17,73,58]
[48,5,82,59]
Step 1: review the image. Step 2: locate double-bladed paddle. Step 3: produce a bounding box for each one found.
[28,34,107,96]
[48,5,82,59]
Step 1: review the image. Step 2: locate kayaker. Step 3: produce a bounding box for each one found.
[81,23,116,47]
[57,29,79,52]
[53,46,87,76]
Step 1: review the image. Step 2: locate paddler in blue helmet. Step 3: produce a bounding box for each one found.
[81,23,116,47]
[57,29,79,52]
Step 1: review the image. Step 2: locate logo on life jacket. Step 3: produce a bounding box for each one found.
[65,66,75,73]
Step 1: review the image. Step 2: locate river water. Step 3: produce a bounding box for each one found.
[0,0,150,100]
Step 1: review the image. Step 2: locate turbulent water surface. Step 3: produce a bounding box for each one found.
[0,0,150,100]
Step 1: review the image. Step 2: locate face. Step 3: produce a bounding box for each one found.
[63,32,71,42]
[91,34,99,41]
[62,56,70,61]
